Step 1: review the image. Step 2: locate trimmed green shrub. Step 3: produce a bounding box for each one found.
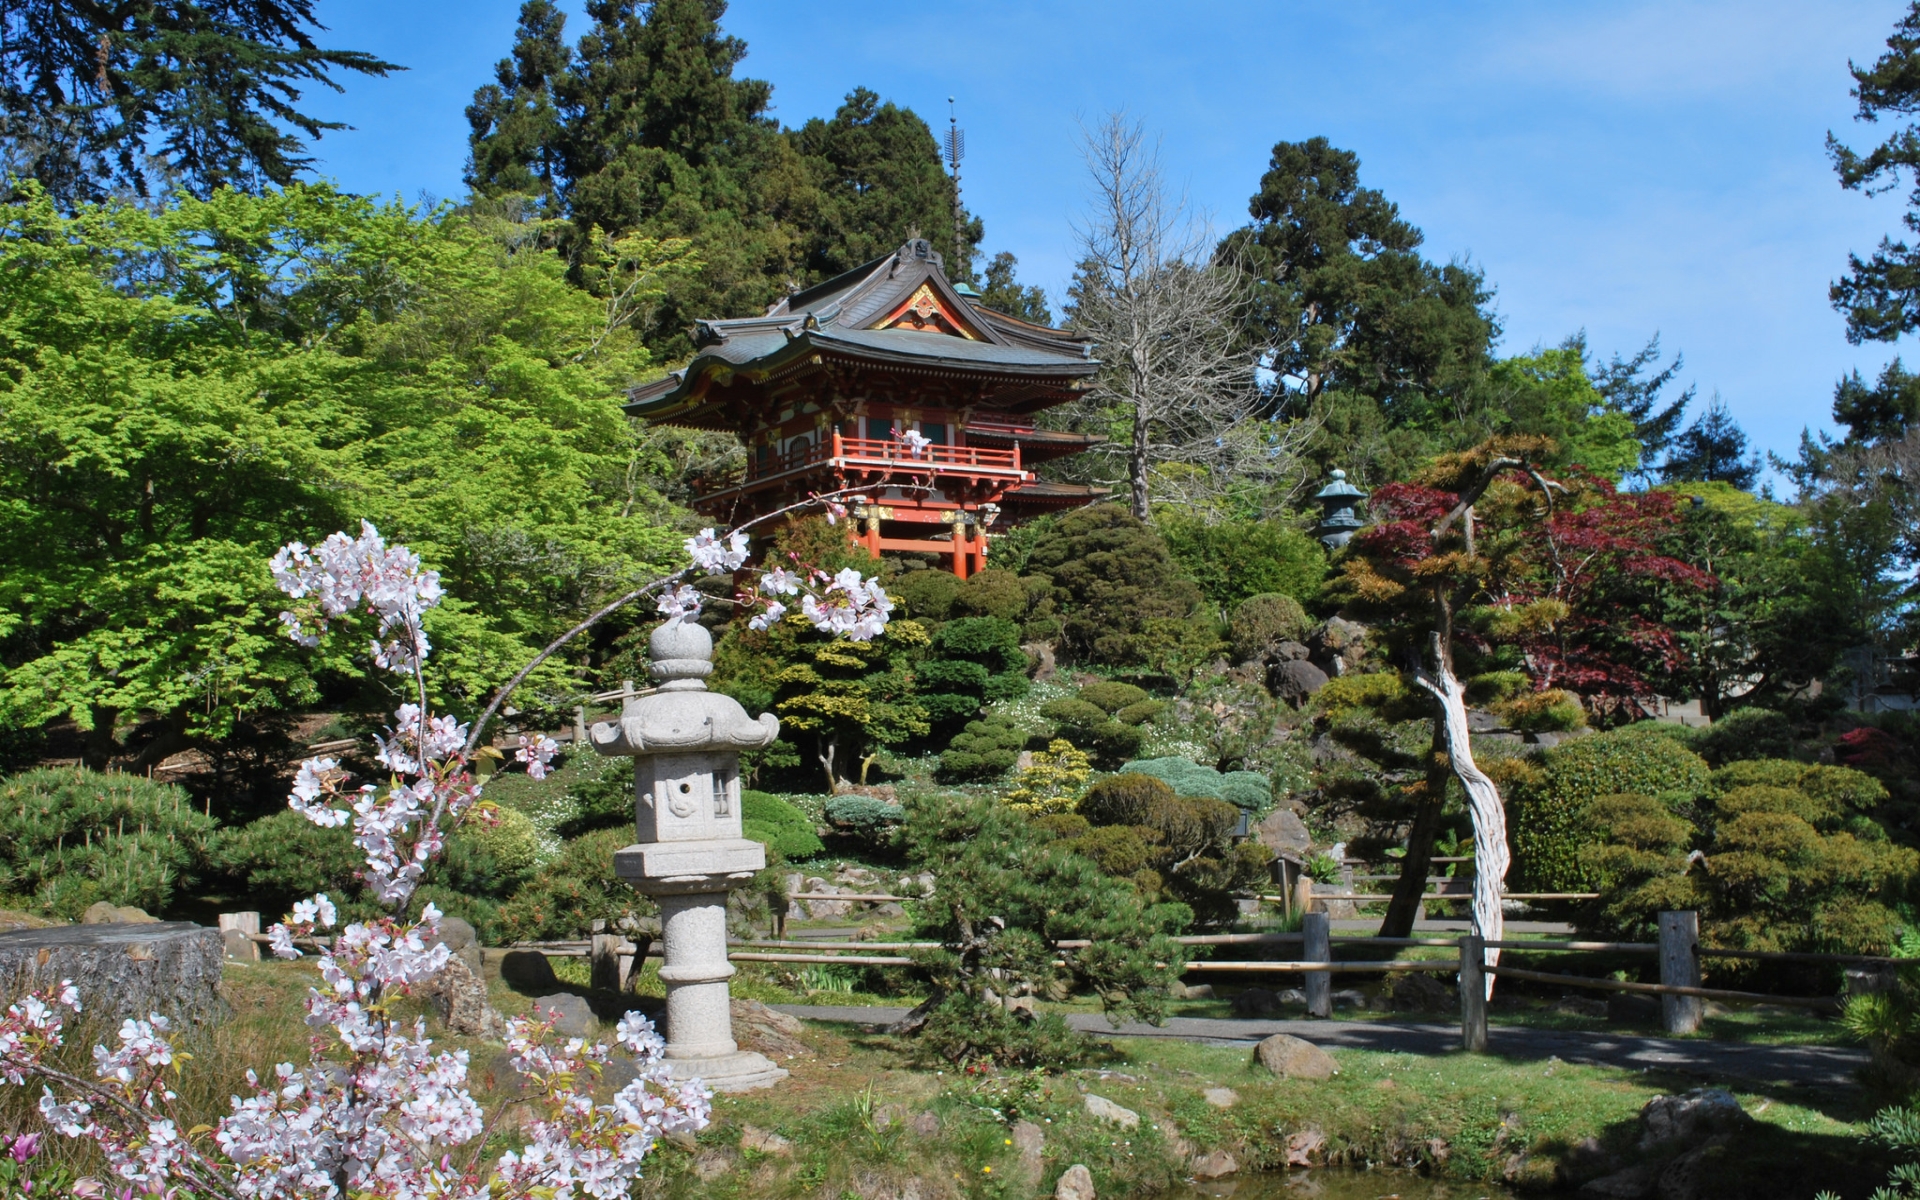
[824,793,905,845]
[1114,699,1167,726]
[1691,707,1795,766]
[953,568,1027,620]
[1025,504,1205,664]
[1079,681,1150,714]
[741,790,824,861]
[1160,516,1326,609]
[920,616,1029,729]
[1496,688,1587,733]
[1318,672,1419,720]
[496,827,656,943]
[215,809,362,914]
[1465,670,1529,705]
[1079,773,1178,827]
[1040,697,1108,726]
[0,768,218,918]
[1115,756,1274,812]
[1512,729,1711,892]
[1228,592,1311,662]
[938,716,1027,781]
[891,569,961,620]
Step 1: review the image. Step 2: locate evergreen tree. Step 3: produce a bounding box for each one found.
[979,250,1052,324]
[790,87,977,280]
[1219,136,1496,425]
[463,0,569,211]
[1583,333,1694,482]
[466,1,974,356]
[1661,396,1761,490]
[0,0,397,205]
[1833,358,1920,444]
[1829,1,1920,342]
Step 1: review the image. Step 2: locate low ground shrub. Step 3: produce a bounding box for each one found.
[937,715,1028,780]
[1005,740,1093,814]
[742,790,825,861]
[495,827,656,942]
[1073,771,1271,926]
[0,767,218,918]
[1079,681,1150,714]
[1691,707,1797,765]
[1116,755,1273,811]
[824,793,906,847]
[1496,688,1587,732]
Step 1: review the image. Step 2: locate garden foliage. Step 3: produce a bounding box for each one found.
[0,768,216,917]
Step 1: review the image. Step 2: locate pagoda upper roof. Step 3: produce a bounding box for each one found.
[626,239,1098,427]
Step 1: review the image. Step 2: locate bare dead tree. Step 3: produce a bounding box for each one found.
[1068,113,1311,519]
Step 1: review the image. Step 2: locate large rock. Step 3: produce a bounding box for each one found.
[1255,1033,1337,1079]
[1252,808,1312,857]
[532,992,596,1037]
[0,922,224,1026]
[431,916,483,979]
[731,997,808,1059]
[1082,1093,1139,1128]
[1637,1089,1750,1150]
[420,954,507,1039]
[1055,1163,1096,1200]
[83,902,158,925]
[1306,617,1368,677]
[1269,658,1330,706]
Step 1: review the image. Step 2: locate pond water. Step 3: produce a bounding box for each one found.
[1170,1171,1515,1200]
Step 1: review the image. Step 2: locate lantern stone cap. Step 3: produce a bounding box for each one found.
[1313,469,1368,501]
[589,620,780,757]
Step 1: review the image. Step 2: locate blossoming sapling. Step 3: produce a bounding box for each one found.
[0,500,889,1197]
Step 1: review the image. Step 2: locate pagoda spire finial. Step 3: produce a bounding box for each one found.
[945,97,966,277]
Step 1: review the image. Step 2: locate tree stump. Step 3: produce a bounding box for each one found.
[0,922,227,1026]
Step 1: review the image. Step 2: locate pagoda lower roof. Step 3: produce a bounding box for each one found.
[626,327,1098,428]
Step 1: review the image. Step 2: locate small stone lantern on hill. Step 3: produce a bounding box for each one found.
[1312,469,1368,549]
[589,618,787,1091]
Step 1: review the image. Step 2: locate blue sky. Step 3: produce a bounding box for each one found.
[301,0,1913,470]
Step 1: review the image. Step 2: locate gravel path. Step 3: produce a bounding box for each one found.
[775,1005,1869,1089]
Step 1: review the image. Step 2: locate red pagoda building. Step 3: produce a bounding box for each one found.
[625,239,1105,577]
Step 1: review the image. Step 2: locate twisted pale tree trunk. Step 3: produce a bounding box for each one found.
[1412,632,1508,999]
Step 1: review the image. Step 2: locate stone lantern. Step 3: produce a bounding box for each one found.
[588,618,787,1091]
[1312,469,1368,549]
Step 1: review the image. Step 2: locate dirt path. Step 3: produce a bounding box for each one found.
[776,1005,1869,1089]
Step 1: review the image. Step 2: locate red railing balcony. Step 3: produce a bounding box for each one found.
[742,434,1024,483]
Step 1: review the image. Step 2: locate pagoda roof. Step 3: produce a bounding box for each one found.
[626,239,1098,427]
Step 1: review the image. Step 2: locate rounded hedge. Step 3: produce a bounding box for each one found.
[1041,697,1110,727]
[1079,681,1150,714]
[1114,699,1167,726]
[1114,756,1273,812]
[1511,729,1710,892]
[742,790,824,861]
[1228,592,1310,662]
[1079,772,1177,827]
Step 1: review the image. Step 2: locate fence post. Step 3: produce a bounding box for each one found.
[1303,910,1331,1018]
[1658,910,1702,1034]
[1459,935,1487,1052]
[591,933,621,992]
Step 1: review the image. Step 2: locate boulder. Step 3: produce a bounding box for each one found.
[0,922,224,1026]
[1578,1163,1660,1199]
[731,997,808,1058]
[1269,658,1330,706]
[1082,1093,1140,1128]
[500,949,558,992]
[1055,1163,1096,1200]
[1202,1087,1239,1108]
[1271,639,1312,662]
[1190,1149,1238,1179]
[1231,987,1280,1016]
[1655,1134,1732,1200]
[909,1110,941,1138]
[421,954,508,1039]
[740,1125,793,1156]
[1255,1033,1337,1079]
[1284,1128,1327,1166]
[531,992,596,1037]
[1252,808,1312,857]
[1637,1089,1750,1150]
[431,916,483,979]
[1383,971,1453,1013]
[1306,617,1368,677]
[83,901,158,925]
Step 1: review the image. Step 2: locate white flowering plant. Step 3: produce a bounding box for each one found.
[0,496,890,1198]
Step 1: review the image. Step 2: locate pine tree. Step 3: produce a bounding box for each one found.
[1661,396,1761,490]
[979,251,1051,324]
[1829,1,1920,342]
[0,0,396,206]
[1584,333,1694,482]
[1832,358,1920,444]
[1219,136,1495,423]
[466,1,974,357]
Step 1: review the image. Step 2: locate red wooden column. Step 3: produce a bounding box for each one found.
[949,517,970,579]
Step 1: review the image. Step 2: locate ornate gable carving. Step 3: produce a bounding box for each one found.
[873,283,983,341]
